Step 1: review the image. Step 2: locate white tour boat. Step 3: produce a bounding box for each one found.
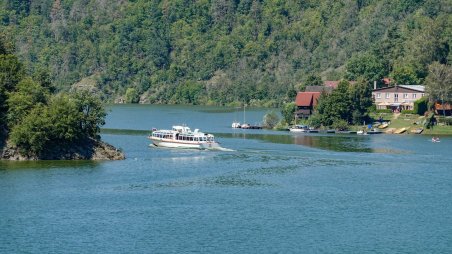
[149,125,220,149]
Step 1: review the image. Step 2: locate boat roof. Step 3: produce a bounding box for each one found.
[153,125,213,137]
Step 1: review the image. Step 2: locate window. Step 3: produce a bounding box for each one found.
[394,94,398,102]
[403,93,408,99]
[377,93,381,98]
[385,93,390,99]
[422,93,425,97]
[413,94,417,99]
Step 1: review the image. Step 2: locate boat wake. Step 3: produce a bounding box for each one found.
[211,146,235,152]
[149,143,234,152]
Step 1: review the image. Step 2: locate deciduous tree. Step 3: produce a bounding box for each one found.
[425,62,452,116]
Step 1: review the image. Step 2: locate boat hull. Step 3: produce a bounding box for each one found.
[150,138,220,150]
[289,128,307,133]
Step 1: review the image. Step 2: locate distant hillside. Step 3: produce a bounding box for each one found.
[1,0,450,105]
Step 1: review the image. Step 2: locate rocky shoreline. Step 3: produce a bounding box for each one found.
[0,138,125,161]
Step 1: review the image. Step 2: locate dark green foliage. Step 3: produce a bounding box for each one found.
[314,80,372,127]
[376,109,392,113]
[6,77,49,126]
[346,53,386,82]
[281,102,296,124]
[6,0,31,16]
[71,90,106,139]
[304,74,323,87]
[390,65,420,85]
[400,110,415,114]
[315,81,352,126]
[173,81,205,105]
[263,110,279,129]
[0,45,107,156]
[9,91,106,156]
[0,54,23,92]
[425,62,452,109]
[438,117,452,126]
[0,52,23,126]
[9,104,50,155]
[413,96,428,115]
[368,104,377,113]
[125,88,139,104]
[348,80,373,124]
[331,119,349,131]
[0,1,449,105]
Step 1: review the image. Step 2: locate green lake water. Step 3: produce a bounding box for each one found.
[1,104,452,253]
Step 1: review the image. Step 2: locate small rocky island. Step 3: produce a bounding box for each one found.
[1,136,124,161]
[1,42,124,161]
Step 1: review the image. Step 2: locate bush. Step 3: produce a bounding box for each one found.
[438,117,452,126]
[413,96,428,115]
[376,109,392,113]
[331,119,349,131]
[308,114,322,129]
[401,110,415,114]
[262,110,280,129]
[281,102,296,125]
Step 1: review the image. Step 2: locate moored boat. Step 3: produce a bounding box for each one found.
[149,125,220,149]
[368,129,383,134]
[232,122,241,128]
[378,123,389,129]
[410,127,423,134]
[394,127,406,134]
[289,125,308,132]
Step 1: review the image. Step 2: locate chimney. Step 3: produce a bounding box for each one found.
[373,81,377,90]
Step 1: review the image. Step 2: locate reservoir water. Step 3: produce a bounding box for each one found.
[1,104,452,253]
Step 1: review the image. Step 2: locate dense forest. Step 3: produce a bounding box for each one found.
[0,0,450,106]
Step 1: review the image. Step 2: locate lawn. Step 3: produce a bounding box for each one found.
[369,113,452,135]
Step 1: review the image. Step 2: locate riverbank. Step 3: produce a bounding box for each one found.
[369,113,452,136]
[0,138,125,161]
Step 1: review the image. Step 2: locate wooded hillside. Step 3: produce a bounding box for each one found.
[1,0,450,106]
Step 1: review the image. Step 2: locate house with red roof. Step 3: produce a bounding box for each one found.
[295,92,321,119]
[435,102,452,116]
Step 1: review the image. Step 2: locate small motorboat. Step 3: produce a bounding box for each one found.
[410,128,424,134]
[378,123,389,129]
[394,128,406,134]
[289,125,308,132]
[232,122,241,128]
[431,137,440,143]
[357,130,368,135]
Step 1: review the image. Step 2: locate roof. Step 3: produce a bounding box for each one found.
[323,80,356,89]
[305,86,333,93]
[383,78,391,85]
[373,85,425,93]
[324,81,339,89]
[295,92,321,107]
[398,85,425,92]
[435,102,452,110]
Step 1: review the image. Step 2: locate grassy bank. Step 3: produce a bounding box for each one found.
[370,113,452,135]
